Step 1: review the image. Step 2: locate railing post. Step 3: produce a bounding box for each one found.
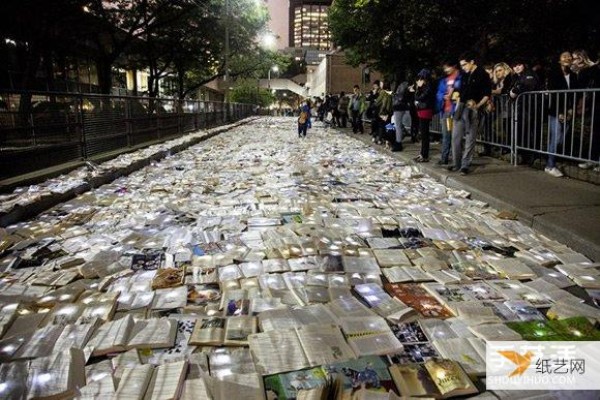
[77,95,87,160]
[125,98,132,148]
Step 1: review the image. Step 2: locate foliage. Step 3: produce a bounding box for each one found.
[329,0,600,82]
[228,78,274,107]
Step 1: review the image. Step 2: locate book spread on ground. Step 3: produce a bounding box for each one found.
[248,324,355,375]
[389,358,478,398]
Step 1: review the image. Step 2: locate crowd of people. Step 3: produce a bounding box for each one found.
[297,49,600,177]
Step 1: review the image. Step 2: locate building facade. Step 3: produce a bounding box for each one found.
[288,0,333,51]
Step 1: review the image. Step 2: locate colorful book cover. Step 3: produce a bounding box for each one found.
[390,322,429,343]
[508,317,600,341]
[384,283,453,319]
[324,355,397,395]
[263,367,327,400]
[388,343,439,364]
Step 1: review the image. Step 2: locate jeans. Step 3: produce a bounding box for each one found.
[440,111,452,163]
[452,103,480,170]
[393,110,411,143]
[547,115,570,168]
[338,111,348,128]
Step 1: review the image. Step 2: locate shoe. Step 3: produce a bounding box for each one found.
[371,137,376,143]
[460,168,469,175]
[414,155,429,163]
[578,162,594,169]
[437,160,448,166]
[447,165,458,172]
[545,167,563,177]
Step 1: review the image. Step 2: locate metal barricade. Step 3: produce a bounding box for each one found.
[0,91,256,181]
[513,89,599,167]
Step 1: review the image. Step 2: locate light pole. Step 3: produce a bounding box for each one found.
[224,0,229,82]
[267,65,279,89]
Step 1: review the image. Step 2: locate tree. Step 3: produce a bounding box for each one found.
[228,78,274,107]
[329,0,600,82]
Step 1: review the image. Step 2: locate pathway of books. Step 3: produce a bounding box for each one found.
[1,117,599,399]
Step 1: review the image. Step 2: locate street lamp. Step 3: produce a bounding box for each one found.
[267,65,279,89]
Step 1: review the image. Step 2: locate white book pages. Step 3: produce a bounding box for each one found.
[26,348,86,400]
[52,320,99,355]
[12,324,63,360]
[373,249,411,267]
[144,360,188,400]
[212,373,265,400]
[152,286,188,310]
[346,331,404,356]
[418,319,459,341]
[258,307,300,332]
[248,329,310,375]
[114,364,154,399]
[295,324,356,365]
[0,360,28,400]
[341,256,381,274]
[78,376,116,400]
[382,266,412,283]
[87,314,134,356]
[224,316,257,345]
[291,304,337,326]
[127,318,177,349]
[432,338,486,376]
[327,297,376,321]
[180,378,211,400]
[239,261,264,278]
[468,323,522,341]
[188,317,226,345]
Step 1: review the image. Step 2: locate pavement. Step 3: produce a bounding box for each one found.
[1,117,599,262]
[337,125,600,262]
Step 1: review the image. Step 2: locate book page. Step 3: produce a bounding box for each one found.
[14,324,64,359]
[212,372,265,400]
[144,360,188,400]
[432,338,486,376]
[188,317,226,345]
[295,324,356,365]
[224,316,257,345]
[127,318,177,349]
[26,348,85,400]
[248,329,309,375]
[114,364,154,399]
[87,314,134,356]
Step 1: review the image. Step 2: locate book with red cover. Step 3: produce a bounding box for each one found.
[384,283,453,319]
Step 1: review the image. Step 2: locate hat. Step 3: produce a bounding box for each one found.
[417,68,431,79]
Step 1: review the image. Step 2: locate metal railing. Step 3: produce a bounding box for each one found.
[430,89,599,169]
[0,91,256,180]
[513,89,598,166]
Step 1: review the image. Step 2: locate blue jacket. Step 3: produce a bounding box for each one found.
[436,72,462,114]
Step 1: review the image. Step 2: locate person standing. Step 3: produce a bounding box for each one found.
[413,69,436,162]
[297,99,312,138]
[545,51,577,177]
[337,92,350,128]
[436,60,462,165]
[450,52,492,175]
[349,85,366,134]
[392,81,412,151]
[366,80,381,141]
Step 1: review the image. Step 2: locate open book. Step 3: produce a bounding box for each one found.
[188,316,257,346]
[248,324,356,375]
[389,358,478,398]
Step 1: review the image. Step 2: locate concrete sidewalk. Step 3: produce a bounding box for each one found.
[340,127,600,262]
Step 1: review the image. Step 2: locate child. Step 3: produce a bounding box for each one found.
[298,100,312,138]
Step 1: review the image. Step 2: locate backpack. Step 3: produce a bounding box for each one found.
[298,110,308,124]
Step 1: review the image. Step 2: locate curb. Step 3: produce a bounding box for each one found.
[0,118,257,227]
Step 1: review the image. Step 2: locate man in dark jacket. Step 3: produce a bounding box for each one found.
[510,59,542,165]
[450,52,492,175]
[392,81,412,151]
